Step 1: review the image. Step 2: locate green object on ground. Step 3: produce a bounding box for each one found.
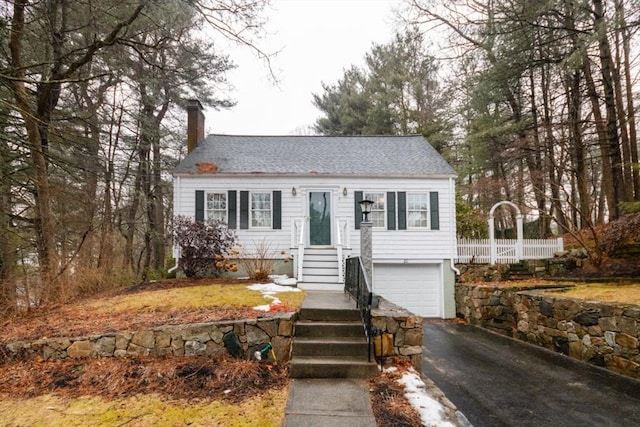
[223,332,243,358]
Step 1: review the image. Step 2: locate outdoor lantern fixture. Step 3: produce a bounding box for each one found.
[360,199,374,222]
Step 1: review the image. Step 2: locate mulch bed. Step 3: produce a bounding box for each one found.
[370,367,424,427]
[0,356,288,403]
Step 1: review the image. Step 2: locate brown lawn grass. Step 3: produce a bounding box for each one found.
[545,283,640,305]
[0,279,302,426]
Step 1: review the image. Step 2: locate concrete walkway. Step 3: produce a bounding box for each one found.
[282,378,377,427]
[282,291,377,426]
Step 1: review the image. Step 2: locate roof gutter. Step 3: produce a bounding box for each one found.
[171,172,459,179]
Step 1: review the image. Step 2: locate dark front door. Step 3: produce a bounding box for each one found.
[309,191,331,246]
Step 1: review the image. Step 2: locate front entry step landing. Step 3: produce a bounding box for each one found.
[289,291,378,379]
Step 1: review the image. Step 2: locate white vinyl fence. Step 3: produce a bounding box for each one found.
[457,238,564,264]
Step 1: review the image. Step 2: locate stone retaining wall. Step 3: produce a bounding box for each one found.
[1,301,424,373]
[456,283,640,379]
[1,313,296,363]
[372,298,424,372]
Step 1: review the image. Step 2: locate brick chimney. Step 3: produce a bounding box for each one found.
[187,99,205,153]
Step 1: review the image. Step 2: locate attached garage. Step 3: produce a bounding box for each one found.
[373,263,443,318]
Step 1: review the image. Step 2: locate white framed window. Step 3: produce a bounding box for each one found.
[364,192,386,228]
[206,192,227,223]
[251,192,272,227]
[407,193,429,228]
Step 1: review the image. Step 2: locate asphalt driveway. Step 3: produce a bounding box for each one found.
[422,321,640,427]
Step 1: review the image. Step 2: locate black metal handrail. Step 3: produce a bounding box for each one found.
[344,256,375,362]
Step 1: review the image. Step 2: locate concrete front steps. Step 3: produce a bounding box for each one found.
[297,248,342,291]
[290,291,378,378]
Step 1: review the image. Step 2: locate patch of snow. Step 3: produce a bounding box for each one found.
[248,281,301,311]
[397,368,456,427]
[269,274,298,286]
[247,283,301,294]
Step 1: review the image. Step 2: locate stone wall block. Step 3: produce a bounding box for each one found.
[245,325,269,345]
[611,355,640,375]
[96,336,116,356]
[404,328,422,346]
[604,331,616,347]
[615,333,639,350]
[271,336,291,362]
[277,319,293,337]
[115,333,132,350]
[257,320,277,338]
[539,300,554,317]
[518,320,530,333]
[558,320,568,331]
[599,317,617,331]
[171,336,184,356]
[623,307,640,319]
[234,323,245,336]
[209,328,224,344]
[574,310,600,327]
[372,317,387,331]
[181,329,211,343]
[204,342,226,356]
[131,330,155,349]
[156,346,173,357]
[394,328,406,346]
[68,340,96,358]
[569,340,583,358]
[127,342,150,357]
[386,318,399,334]
[617,318,637,336]
[398,345,422,356]
[185,340,207,356]
[587,325,603,337]
[155,331,171,349]
[410,354,422,372]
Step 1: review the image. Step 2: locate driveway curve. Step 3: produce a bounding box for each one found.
[422,321,640,427]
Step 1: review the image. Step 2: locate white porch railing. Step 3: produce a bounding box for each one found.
[457,238,564,264]
[292,218,305,281]
[335,217,350,283]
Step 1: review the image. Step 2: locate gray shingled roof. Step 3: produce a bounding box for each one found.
[173,134,457,177]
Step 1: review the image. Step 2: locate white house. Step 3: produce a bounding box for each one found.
[173,100,458,318]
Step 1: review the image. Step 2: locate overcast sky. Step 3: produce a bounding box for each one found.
[207,0,401,136]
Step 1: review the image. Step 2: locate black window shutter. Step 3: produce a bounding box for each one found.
[397,192,407,230]
[240,191,249,229]
[430,191,440,230]
[227,190,237,229]
[195,190,204,222]
[387,191,396,230]
[354,191,363,230]
[273,190,282,229]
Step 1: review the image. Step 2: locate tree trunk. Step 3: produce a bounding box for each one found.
[583,56,616,221]
[593,0,624,219]
[8,0,59,294]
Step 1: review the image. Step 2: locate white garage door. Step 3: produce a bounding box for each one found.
[373,263,442,318]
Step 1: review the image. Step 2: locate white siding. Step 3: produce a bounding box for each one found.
[173,175,456,261]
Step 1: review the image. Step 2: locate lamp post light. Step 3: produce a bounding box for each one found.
[359,199,374,285]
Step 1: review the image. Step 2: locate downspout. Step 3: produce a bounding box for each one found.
[169,175,182,273]
[449,177,461,276]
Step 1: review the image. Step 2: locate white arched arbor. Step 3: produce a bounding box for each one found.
[488,201,523,265]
